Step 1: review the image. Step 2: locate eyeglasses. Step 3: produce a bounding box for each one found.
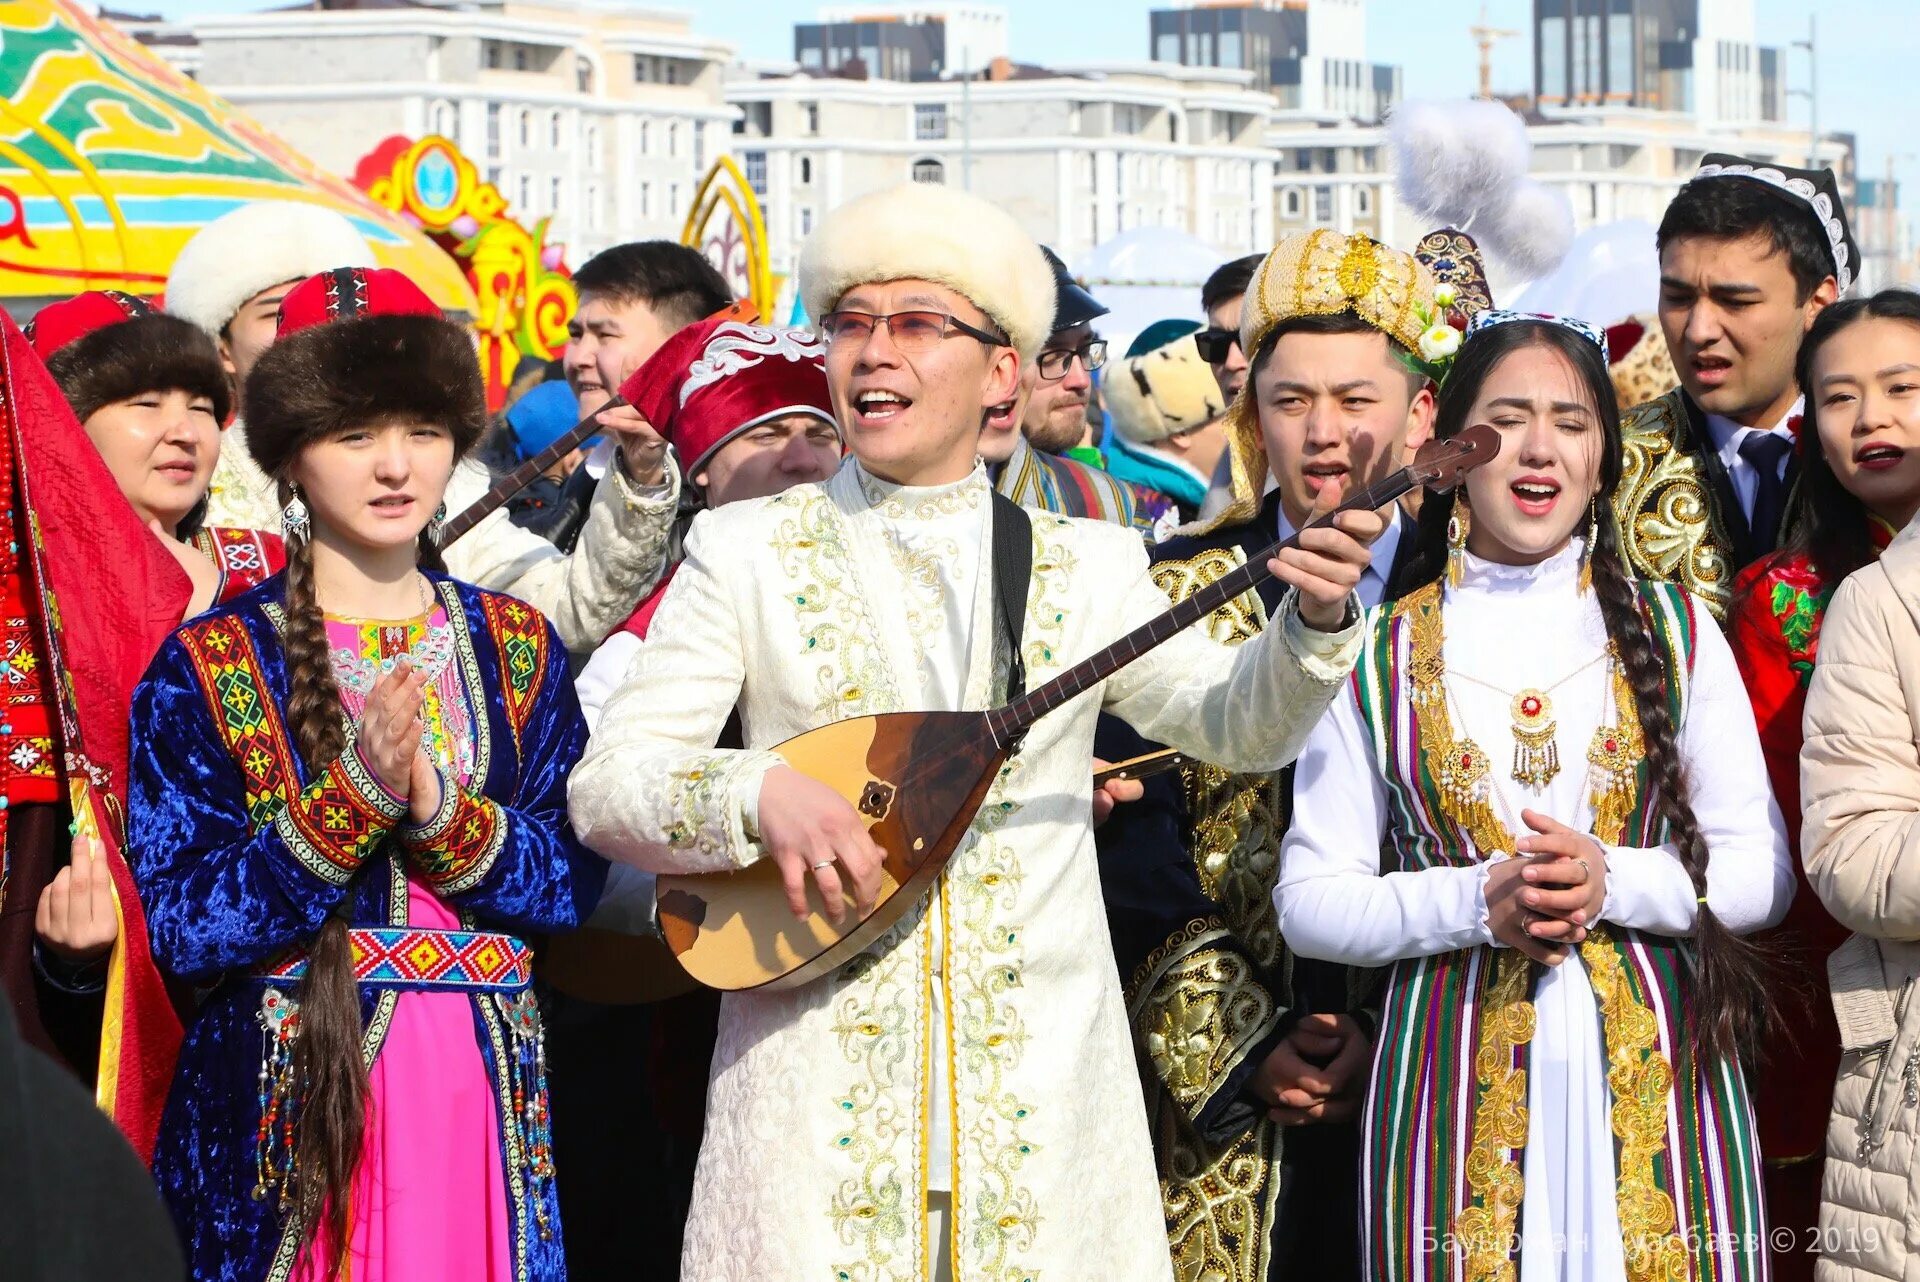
[1036,340,1108,381]
[817,309,1008,352]
[1193,327,1240,365]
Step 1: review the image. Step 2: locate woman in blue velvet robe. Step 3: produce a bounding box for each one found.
[126,270,605,1282]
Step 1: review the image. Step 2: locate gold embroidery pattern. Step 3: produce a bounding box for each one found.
[769,491,898,721]
[947,756,1042,1280]
[1153,545,1284,964]
[1021,517,1076,673]
[827,908,928,1281]
[659,753,752,866]
[1614,394,1734,621]
[877,527,962,688]
[1187,766,1284,968]
[857,468,988,522]
[1160,1115,1276,1282]
[1451,950,1535,1282]
[1149,548,1263,647]
[1581,932,1689,1282]
[1134,937,1276,1113]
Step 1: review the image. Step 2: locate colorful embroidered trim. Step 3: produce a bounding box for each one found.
[267,747,404,886]
[178,615,304,827]
[255,926,533,992]
[479,591,548,754]
[404,792,505,897]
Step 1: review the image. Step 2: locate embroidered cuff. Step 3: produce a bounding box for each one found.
[401,792,506,897]
[1276,585,1366,685]
[401,766,459,846]
[608,452,680,514]
[270,746,407,886]
[668,750,785,872]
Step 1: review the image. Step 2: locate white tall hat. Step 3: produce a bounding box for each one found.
[164,200,377,338]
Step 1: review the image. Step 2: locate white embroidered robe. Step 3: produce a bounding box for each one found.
[569,461,1362,1282]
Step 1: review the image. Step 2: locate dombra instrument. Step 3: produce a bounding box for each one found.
[540,752,1190,1004]
[651,426,1498,992]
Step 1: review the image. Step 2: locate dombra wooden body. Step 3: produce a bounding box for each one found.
[655,710,1003,991]
[648,425,1499,993]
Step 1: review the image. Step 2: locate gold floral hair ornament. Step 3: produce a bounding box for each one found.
[1197,230,1441,533]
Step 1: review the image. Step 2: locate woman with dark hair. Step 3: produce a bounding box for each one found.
[28,291,284,606]
[1735,285,1920,1274]
[127,268,604,1282]
[1276,313,1792,1281]
[1727,288,1920,1276]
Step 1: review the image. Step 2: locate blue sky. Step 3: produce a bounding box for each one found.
[149,0,1914,217]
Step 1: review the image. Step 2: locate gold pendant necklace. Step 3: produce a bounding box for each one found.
[1450,652,1609,793]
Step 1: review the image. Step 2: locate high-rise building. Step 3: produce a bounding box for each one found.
[1533,0,1783,125]
[793,5,1008,81]
[1149,0,1399,121]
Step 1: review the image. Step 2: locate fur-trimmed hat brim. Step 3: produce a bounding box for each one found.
[243,314,486,479]
[41,314,233,426]
[798,183,1056,363]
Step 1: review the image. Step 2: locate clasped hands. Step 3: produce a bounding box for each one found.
[1250,1012,1370,1127]
[1485,809,1610,966]
[356,659,445,828]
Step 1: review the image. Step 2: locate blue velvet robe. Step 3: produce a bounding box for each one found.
[127,573,606,1282]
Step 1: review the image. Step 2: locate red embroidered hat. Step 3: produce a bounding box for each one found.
[274,266,441,339]
[24,290,157,361]
[619,317,836,476]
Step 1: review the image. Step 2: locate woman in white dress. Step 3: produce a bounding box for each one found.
[1275,311,1793,1282]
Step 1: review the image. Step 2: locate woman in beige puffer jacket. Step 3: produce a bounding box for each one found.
[1804,509,1920,1282]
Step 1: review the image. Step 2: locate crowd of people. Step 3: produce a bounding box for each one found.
[2,144,1919,1282]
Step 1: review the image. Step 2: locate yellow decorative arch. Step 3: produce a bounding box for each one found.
[682,156,775,318]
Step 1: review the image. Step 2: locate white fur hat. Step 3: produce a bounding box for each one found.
[164,200,376,338]
[798,183,1055,362]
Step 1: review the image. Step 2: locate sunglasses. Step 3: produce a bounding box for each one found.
[1194,327,1240,365]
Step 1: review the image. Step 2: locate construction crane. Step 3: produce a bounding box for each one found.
[1470,2,1519,101]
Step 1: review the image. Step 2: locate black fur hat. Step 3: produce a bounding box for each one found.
[242,313,487,480]
[41,313,233,426]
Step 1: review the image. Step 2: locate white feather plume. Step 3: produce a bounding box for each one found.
[1387,99,1531,228]
[1479,180,1578,280]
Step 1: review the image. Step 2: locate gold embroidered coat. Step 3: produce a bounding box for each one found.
[1099,498,1385,1282]
[1614,387,1744,621]
[569,462,1362,1282]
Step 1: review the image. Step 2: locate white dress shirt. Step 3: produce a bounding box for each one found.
[1704,397,1801,524]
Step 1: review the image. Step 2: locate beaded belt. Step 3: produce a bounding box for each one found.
[254,927,533,994]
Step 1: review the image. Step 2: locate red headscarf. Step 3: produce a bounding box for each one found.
[5,312,189,1160]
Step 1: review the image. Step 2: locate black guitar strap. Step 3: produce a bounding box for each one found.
[988,491,1033,704]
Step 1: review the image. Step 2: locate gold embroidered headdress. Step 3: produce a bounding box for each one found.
[1207,230,1439,530]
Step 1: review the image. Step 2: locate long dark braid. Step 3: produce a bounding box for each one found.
[276,509,363,1273]
[1586,511,1773,1064]
[1413,318,1775,1066]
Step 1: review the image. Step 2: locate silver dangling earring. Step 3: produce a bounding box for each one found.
[427,501,447,546]
[281,487,310,546]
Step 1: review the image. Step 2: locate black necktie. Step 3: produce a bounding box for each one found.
[1738,432,1793,552]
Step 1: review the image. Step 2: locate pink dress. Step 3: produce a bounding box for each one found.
[293,608,513,1282]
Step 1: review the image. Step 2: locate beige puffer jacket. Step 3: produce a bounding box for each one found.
[1803,517,1920,1282]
